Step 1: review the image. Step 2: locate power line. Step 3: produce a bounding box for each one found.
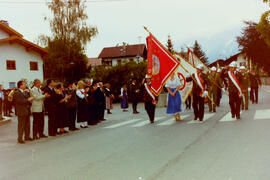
[0,0,127,4]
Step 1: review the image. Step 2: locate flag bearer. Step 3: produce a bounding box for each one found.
[186,64,209,122]
[143,74,158,124]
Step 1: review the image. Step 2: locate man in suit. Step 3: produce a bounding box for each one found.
[129,79,140,114]
[66,82,79,131]
[14,80,34,144]
[43,79,57,136]
[30,79,50,140]
[96,82,106,121]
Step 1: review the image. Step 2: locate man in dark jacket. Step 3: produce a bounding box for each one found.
[66,82,79,131]
[227,62,243,119]
[143,75,158,124]
[129,79,140,114]
[43,79,58,136]
[249,69,262,104]
[186,64,209,122]
[14,80,34,144]
[96,82,106,121]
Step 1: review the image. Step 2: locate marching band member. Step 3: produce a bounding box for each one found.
[227,61,243,119]
[143,74,158,124]
[186,64,209,122]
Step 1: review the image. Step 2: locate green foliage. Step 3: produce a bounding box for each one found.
[89,61,147,98]
[166,35,174,53]
[192,40,209,64]
[237,21,270,73]
[42,0,98,82]
[257,10,270,46]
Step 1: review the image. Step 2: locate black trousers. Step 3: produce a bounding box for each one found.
[48,108,57,135]
[17,115,30,141]
[185,96,191,109]
[229,91,241,117]
[144,101,156,122]
[88,106,99,125]
[68,107,77,129]
[250,87,258,103]
[98,106,105,120]
[132,100,138,112]
[192,94,205,121]
[32,112,45,137]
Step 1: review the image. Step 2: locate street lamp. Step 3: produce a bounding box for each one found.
[70,61,75,81]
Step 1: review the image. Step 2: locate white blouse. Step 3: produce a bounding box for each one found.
[76,89,86,99]
[165,77,181,89]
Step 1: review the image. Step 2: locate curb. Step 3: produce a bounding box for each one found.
[0,117,11,126]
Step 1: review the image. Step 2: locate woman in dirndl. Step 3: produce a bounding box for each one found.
[165,73,182,121]
[120,84,128,112]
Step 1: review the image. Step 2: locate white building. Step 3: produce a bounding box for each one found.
[0,20,47,89]
[225,52,252,68]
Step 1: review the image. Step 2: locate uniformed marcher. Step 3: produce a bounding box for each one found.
[227,61,243,119]
[143,74,158,124]
[208,67,224,112]
[249,69,262,104]
[239,66,250,110]
[186,64,209,122]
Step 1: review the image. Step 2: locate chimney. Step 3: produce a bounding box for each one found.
[0,20,9,26]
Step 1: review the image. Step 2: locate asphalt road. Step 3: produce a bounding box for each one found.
[0,86,270,180]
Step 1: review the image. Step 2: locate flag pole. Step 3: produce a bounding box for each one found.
[174,54,216,104]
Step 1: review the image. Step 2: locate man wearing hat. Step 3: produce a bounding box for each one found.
[186,64,209,122]
[143,74,158,124]
[208,67,224,112]
[240,66,250,110]
[227,61,243,119]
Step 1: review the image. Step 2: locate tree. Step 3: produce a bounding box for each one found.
[41,0,98,82]
[192,40,208,64]
[166,35,174,53]
[237,21,270,73]
[89,61,147,101]
[257,10,270,46]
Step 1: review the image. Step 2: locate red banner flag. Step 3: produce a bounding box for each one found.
[146,34,180,96]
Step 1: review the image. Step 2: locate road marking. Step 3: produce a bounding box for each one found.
[132,116,165,127]
[103,118,142,129]
[186,113,215,124]
[219,111,243,122]
[157,115,190,126]
[254,109,270,120]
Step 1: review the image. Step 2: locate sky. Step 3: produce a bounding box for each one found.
[0,0,269,63]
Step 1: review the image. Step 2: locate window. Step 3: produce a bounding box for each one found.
[30,61,38,71]
[6,60,16,70]
[9,82,15,89]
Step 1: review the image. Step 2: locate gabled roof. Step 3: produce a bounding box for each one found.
[98,44,147,59]
[0,21,47,58]
[0,21,23,38]
[209,59,225,67]
[224,52,241,65]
